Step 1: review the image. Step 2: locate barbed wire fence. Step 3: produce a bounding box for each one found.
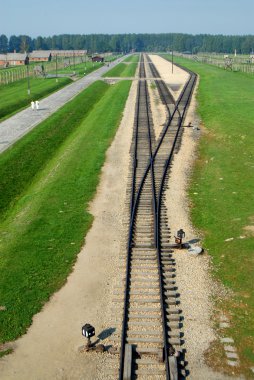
[175,53,254,74]
[0,56,86,85]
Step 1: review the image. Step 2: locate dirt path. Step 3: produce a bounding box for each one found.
[0,80,137,380]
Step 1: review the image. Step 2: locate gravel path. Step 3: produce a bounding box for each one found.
[148,54,189,100]
[0,57,126,154]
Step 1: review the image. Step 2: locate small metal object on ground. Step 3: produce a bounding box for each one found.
[80,324,105,353]
[174,229,185,249]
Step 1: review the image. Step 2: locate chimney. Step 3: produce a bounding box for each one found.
[14,49,16,53]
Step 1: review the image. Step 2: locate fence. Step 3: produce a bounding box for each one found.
[0,55,86,85]
[175,53,254,74]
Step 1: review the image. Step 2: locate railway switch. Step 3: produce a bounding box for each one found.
[82,324,95,349]
[81,324,105,353]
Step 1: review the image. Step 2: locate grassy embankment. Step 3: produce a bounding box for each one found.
[0,80,131,348]
[0,77,71,122]
[124,55,139,63]
[165,55,254,376]
[103,62,138,77]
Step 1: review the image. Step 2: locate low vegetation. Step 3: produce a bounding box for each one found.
[167,55,254,376]
[124,54,139,63]
[47,59,118,77]
[0,79,131,344]
[103,62,137,77]
[0,77,72,121]
[0,81,108,217]
[49,60,101,76]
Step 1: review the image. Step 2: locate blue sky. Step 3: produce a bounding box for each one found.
[1,0,254,37]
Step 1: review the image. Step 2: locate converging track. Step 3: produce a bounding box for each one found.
[118,54,197,379]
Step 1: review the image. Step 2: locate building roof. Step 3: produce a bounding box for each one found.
[50,50,87,55]
[6,53,28,61]
[0,54,7,61]
[30,50,52,58]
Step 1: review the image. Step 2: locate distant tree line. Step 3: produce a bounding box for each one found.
[1,33,254,54]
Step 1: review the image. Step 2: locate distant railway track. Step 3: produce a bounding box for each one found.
[119,54,197,379]
[139,54,146,78]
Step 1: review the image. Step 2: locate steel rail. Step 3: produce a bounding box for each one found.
[130,81,141,214]
[144,80,158,242]
[155,70,197,378]
[152,68,197,379]
[119,55,157,379]
[120,68,196,376]
[119,55,197,379]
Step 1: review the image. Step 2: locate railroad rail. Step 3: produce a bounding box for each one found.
[119,53,197,379]
[139,54,146,78]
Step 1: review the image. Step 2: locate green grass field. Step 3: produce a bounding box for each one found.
[0,77,72,122]
[49,55,121,77]
[0,60,52,74]
[124,54,139,63]
[165,55,254,376]
[48,60,102,77]
[0,57,89,75]
[103,62,137,77]
[0,79,131,344]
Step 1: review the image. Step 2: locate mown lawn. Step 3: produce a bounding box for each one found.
[103,62,137,77]
[124,54,139,63]
[0,79,131,344]
[48,60,102,77]
[0,77,72,121]
[165,55,254,376]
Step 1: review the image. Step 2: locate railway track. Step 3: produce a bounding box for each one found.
[113,54,197,380]
[139,54,146,78]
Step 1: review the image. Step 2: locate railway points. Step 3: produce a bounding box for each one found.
[115,54,196,379]
[1,52,248,380]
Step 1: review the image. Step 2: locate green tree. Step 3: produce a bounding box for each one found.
[0,34,8,53]
[9,35,21,52]
[20,35,32,52]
